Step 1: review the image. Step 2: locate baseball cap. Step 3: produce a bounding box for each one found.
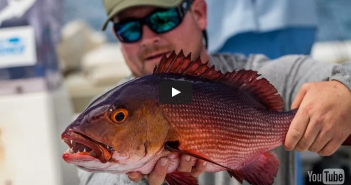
[101,0,184,31]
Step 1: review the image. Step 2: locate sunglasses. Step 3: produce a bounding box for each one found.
[113,0,193,43]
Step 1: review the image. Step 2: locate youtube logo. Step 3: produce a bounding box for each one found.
[159,80,192,104]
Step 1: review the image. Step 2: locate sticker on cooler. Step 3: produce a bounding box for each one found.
[0,26,37,68]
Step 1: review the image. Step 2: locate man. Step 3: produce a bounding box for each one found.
[78,0,351,185]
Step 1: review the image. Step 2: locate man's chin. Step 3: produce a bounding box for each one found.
[143,59,162,74]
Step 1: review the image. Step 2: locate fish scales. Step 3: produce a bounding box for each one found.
[161,79,293,171]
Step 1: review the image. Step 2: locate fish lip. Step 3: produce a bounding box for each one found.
[144,51,171,61]
[61,130,113,163]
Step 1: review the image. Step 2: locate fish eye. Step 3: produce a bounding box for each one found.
[110,109,128,123]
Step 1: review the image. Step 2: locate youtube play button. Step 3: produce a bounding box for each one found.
[172,88,181,97]
[159,80,192,104]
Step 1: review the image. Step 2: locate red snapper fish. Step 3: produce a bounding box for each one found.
[61,50,351,185]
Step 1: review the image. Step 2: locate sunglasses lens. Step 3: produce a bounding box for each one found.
[148,8,180,33]
[114,21,141,42]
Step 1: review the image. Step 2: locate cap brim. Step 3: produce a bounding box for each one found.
[101,0,183,31]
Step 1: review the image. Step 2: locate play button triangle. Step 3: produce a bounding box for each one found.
[172,87,181,97]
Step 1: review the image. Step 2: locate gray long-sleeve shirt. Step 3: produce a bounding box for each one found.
[77,53,351,185]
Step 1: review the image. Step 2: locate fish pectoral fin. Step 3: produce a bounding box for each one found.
[165,171,198,185]
[165,141,230,170]
[227,151,279,185]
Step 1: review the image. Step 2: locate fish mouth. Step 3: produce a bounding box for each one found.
[61,130,114,163]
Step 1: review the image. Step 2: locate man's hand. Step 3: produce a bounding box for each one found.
[285,81,351,156]
[127,154,207,185]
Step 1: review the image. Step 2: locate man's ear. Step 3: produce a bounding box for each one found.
[191,0,207,31]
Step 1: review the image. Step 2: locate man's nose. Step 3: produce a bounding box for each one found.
[140,25,160,47]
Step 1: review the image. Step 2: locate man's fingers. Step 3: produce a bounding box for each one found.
[318,138,340,156]
[177,155,192,173]
[308,132,325,153]
[285,106,310,150]
[318,132,348,156]
[148,157,169,185]
[291,85,308,110]
[295,117,321,152]
[127,172,143,182]
[309,127,334,153]
[191,160,207,177]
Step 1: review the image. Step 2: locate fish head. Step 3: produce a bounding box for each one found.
[61,78,170,173]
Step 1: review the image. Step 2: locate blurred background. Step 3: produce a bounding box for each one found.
[0,0,351,185]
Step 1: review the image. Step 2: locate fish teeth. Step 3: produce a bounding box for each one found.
[70,140,73,145]
[84,148,86,152]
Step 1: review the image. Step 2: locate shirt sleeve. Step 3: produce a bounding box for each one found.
[209,53,250,72]
[248,54,351,111]
[77,169,150,185]
[330,64,351,90]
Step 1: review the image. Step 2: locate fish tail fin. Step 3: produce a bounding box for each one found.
[227,151,279,185]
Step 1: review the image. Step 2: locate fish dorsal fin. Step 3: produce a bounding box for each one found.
[154,50,284,111]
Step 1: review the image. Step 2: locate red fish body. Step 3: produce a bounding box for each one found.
[61,51,351,185]
[160,77,294,171]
